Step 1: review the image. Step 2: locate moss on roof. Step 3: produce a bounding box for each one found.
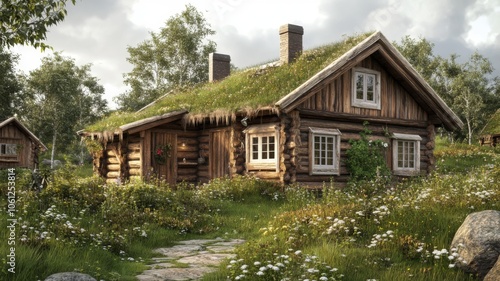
[481,109,500,135]
[87,32,373,132]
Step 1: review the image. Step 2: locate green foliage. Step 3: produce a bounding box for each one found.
[394,35,439,83]
[89,32,372,132]
[395,35,499,143]
[0,48,22,120]
[0,0,76,49]
[480,108,500,135]
[117,4,217,111]
[345,122,391,183]
[224,144,499,281]
[20,52,108,160]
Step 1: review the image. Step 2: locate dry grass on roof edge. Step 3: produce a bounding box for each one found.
[86,32,373,133]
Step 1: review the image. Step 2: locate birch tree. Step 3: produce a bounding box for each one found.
[116,4,216,111]
[22,53,107,166]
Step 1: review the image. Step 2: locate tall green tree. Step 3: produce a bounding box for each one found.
[434,52,494,144]
[395,36,499,143]
[394,35,440,84]
[0,48,22,120]
[22,53,107,165]
[0,0,76,49]
[116,4,217,111]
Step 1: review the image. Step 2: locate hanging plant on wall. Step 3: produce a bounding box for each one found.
[154,143,172,165]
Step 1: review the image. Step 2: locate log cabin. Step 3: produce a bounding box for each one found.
[80,26,463,187]
[479,109,500,147]
[0,116,47,169]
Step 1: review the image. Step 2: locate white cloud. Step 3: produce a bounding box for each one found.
[8,0,500,109]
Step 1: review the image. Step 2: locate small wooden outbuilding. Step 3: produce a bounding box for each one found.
[479,109,500,147]
[81,27,463,187]
[0,117,47,169]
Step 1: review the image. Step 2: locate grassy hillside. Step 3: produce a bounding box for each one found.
[1,140,498,280]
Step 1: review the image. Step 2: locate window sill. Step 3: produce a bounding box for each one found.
[247,162,277,171]
[310,169,339,176]
[352,102,381,110]
[393,169,420,176]
[0,159,20,163]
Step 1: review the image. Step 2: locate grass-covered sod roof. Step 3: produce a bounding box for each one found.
[86,33,372,132]
[481,109,500,135]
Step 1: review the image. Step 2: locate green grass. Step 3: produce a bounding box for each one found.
[86,32,372,132]
[1,141,498,280]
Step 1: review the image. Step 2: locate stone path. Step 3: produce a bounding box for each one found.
[136,238,245,281]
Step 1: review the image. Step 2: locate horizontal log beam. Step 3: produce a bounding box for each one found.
[299,109,428,128]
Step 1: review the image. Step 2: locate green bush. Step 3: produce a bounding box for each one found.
[346,122,391,183]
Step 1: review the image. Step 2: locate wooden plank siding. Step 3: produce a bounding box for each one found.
[298,56,428,122]
[0,125,33,168]
[209,129,231,179]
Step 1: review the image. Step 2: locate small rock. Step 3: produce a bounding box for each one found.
[451,210,500,279]
[44,272,96,281]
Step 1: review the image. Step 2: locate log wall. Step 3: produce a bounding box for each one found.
[176,130,200,183]
[294,117,433,187]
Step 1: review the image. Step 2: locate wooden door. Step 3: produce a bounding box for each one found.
[209,129,231,179]
[152,131,177,186]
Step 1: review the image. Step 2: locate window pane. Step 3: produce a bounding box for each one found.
[269,137,275,160]
[397,141,403,168]
[261,137,268,159]
[252,137,259,160]
[0,144,5,155]
[327,150,333,165]
[6,144,16,155]
[356,73,364,100]
[366,75,374,101]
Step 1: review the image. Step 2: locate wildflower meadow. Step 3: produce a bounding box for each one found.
[1,139,499,280]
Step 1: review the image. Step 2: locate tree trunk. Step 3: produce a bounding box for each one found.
[51,133,57,169]
[467,119,473,145]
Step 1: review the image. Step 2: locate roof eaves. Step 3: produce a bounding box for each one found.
[119,110,188,134]
[0,117,48,151]
[374,33,464,131]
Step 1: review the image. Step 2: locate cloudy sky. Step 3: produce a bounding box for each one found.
[11,0,500,109]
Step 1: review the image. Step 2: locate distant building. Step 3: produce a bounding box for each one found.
[0,117,47,169]
[479,109,500,147]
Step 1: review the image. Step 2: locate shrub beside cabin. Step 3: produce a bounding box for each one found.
[0,117,47,169]
[81,26,463,187]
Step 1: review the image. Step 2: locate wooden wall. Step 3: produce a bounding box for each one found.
[288,116,435,188]
[0,124,34,169]
[298,56,428,122]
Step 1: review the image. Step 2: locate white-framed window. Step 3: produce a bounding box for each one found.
[244,124,279,171]
[352,67,381,110]
[392,133,421,176]
[0,143,17,156]
[309,128,341,175]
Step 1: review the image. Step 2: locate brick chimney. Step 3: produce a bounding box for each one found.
[209,53,231,82]
[279,24,304,64]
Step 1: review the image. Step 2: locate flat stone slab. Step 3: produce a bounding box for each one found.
[177,253,236,266]
[138,267,215,281]
[138,239,245,281]
[177,239,222,245]
[153,244,204,258]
